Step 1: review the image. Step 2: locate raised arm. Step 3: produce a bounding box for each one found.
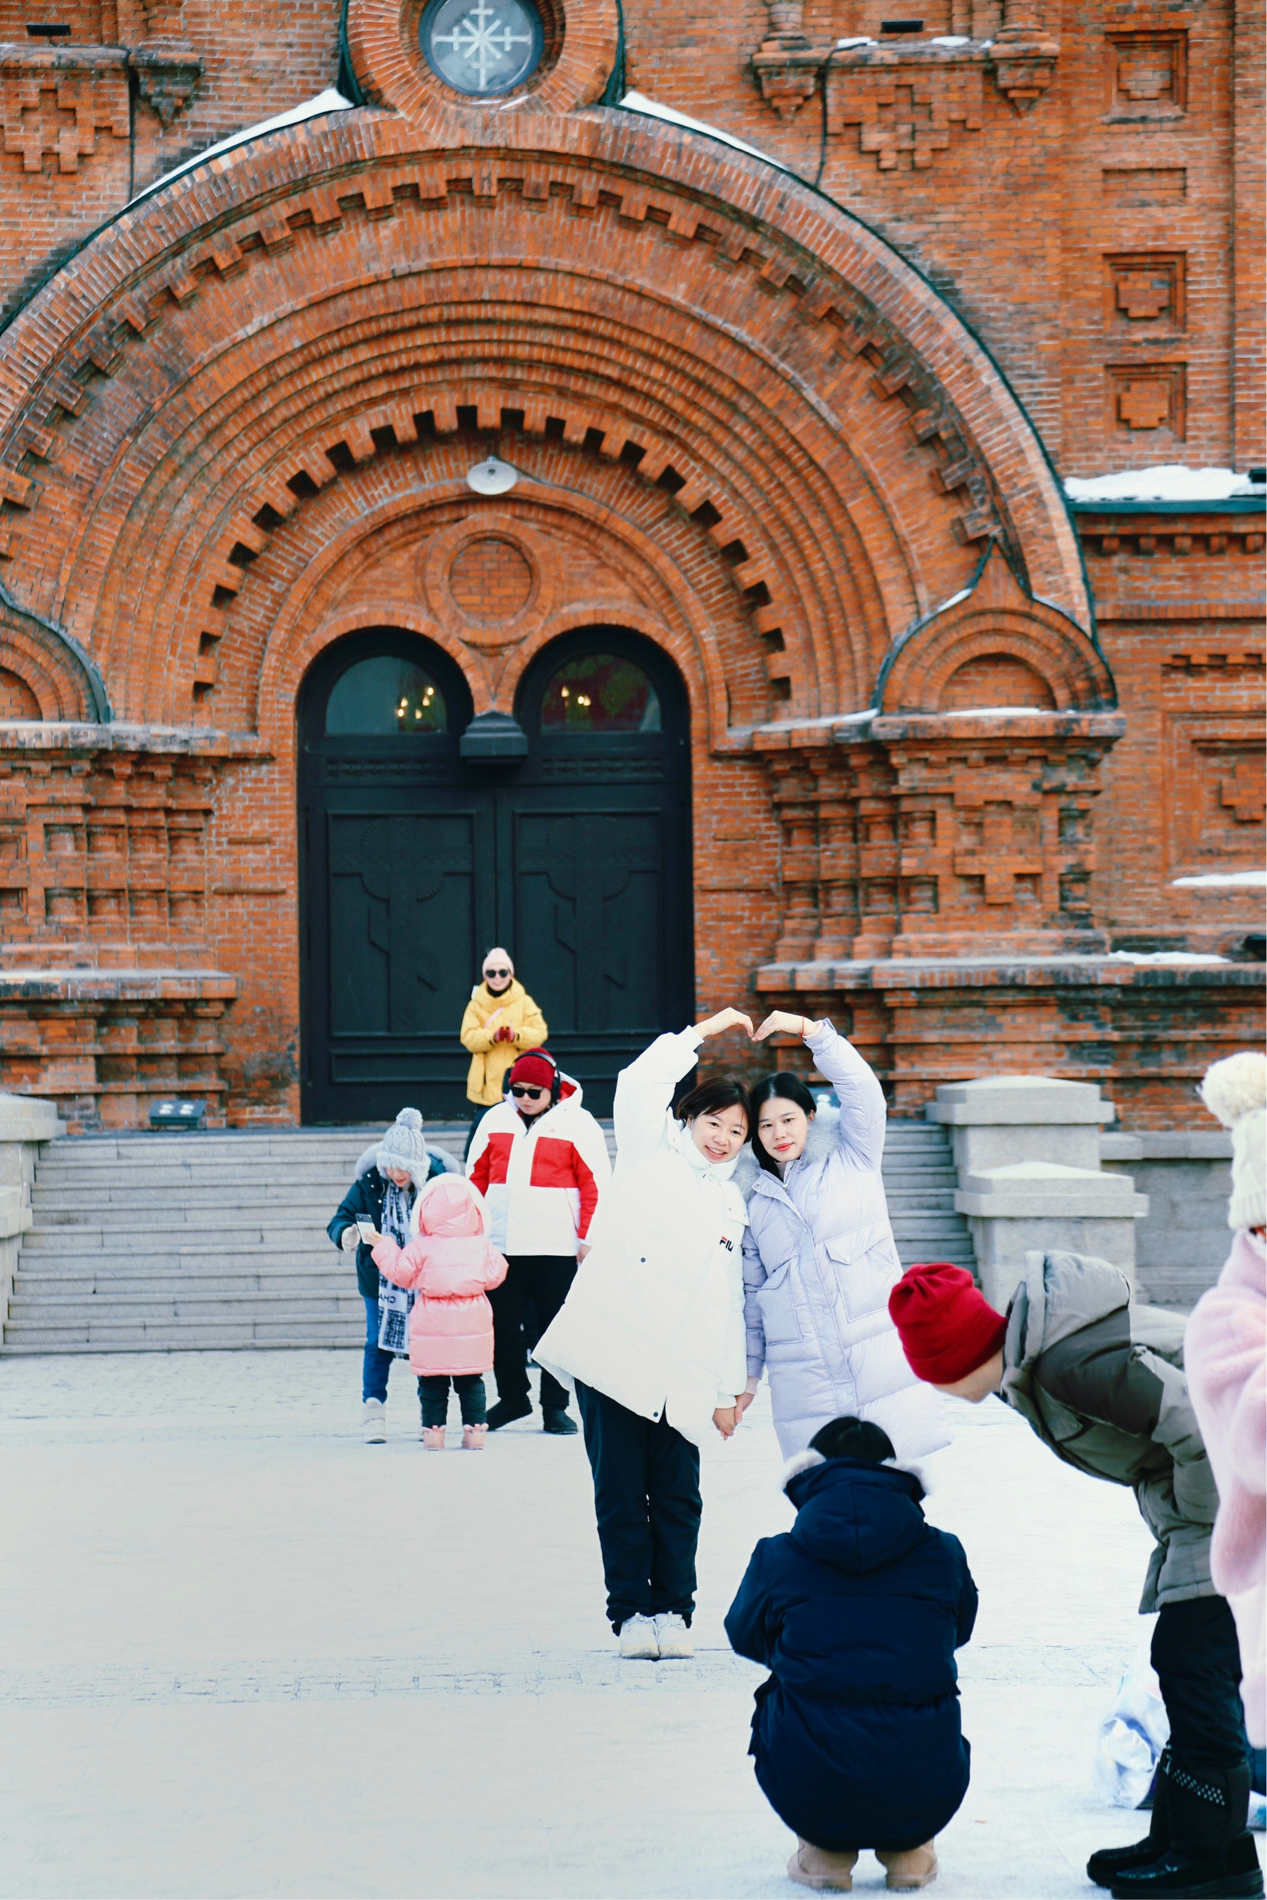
[370,1234,424,1290]
[611,1011,753,1168]
[753,1011,886,1169]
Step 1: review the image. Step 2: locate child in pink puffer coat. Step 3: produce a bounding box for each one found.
[370,1175,508,1449]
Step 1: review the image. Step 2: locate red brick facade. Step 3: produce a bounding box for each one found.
[0,0,1260,1128]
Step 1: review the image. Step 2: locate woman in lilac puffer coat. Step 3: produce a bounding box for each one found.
[735,1012,948,1462]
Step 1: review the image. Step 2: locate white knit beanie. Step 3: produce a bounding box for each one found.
[376,1107,429,1188]
[1199,1052,1267,1232]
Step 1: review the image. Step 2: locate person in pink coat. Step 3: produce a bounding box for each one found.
[369,1175,508,1450]
[1188,1050,1267,1751]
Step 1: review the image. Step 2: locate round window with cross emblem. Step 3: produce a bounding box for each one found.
[419,0,545,96]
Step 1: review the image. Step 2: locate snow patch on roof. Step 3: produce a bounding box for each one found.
[618,92,792,175]
[1171,871,1267,889]
[936,705,1058,719]
[1065,466,1262,503]
[1104,951,1231,965]
[131,88,356,205]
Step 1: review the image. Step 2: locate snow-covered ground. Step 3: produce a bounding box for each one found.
[0,1350,1258,1899]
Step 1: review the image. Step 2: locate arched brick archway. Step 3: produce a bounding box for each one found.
[0,93,1110,1124]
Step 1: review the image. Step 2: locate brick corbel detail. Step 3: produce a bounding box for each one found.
[754,31,1059,144]
[0,47,129,175]
[756,710,1124,964]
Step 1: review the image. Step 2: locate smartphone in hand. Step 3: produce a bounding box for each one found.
[356,1219,380,1243]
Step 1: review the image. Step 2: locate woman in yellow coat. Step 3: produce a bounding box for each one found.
[460,948,548,1152]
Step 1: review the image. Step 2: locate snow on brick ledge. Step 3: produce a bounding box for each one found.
[1171,871,1267,889]
[1064,467,1264,503]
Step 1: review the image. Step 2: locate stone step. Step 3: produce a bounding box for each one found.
[21,1231,339,1256]
[7,1118,976,1353]
[0,1320,364,1352]
[8,1290,363,1321]
[23,1273,349,1301]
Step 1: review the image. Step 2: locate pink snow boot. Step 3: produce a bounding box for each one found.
[462,1423,487,1450]
[787,1840,857,1890]
[421,1426,446,1449]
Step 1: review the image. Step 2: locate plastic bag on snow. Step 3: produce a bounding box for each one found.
[1092,1654,1170,1810]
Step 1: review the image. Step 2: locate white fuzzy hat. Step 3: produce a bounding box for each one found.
[1199,1052,1267,1232]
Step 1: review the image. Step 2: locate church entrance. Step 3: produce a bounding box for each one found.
[298,627,692,1122]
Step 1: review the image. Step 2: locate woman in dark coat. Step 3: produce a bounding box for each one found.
[725,1415,977,1892]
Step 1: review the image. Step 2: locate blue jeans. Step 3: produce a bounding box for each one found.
[362,1296,425,1406]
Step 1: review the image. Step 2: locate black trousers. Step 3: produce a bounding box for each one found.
[419,1373,486,1427]
[1152,1594,1246,1768]
[489,1255,577,1413]
[575,1381,702,1632]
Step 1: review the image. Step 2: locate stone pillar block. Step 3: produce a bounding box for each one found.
[0,1092,60,1343]
[927,1074,1112,1175]
[955,1160,1149,1307]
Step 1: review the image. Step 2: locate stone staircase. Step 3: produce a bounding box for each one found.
[2,1118,973,1354]
[1,1127,469,1355]
[882,1120,977,1272]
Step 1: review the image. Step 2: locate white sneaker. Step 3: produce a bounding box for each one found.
[618,1614,660,1660]
[653,1612,694,1658]
[362,1399,386,1444]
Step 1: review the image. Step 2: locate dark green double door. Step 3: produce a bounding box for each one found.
[299,630,691,1121]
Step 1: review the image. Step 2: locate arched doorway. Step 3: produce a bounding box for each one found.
[298,626,691,1122]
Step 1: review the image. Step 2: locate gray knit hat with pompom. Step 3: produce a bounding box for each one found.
[376,1107,429,1188]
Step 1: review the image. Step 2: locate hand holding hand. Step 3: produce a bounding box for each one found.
[753,1010,811,1042]
[696,1007,755,1041]
[735,1389,755,1420]
[713,1405,738,1439]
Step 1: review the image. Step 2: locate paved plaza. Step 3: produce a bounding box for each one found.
[1,1348,1259,1899]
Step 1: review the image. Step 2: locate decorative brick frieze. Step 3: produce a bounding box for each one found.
[0,46,128,176]
[827,58,985,173]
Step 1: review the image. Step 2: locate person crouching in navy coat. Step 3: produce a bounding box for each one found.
[725,1415,977,1894]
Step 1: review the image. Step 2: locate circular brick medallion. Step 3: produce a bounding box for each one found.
[449,535,534,618]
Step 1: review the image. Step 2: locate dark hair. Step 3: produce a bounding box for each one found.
[750,1071,819,1174]
[809,1415,895,1464]
[675,1076,752,1134]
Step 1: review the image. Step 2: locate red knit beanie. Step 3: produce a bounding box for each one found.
[509,1050,556,1091]
[887,1262,1007,1385]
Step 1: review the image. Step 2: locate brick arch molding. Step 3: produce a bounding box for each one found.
[877,544,1114,714]
[0,109,1093,735]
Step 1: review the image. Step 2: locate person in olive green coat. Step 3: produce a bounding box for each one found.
[889,1253,1260,1900]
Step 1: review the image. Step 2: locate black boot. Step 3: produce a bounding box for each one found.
[542,1407,577,1435]
[486,1395,532,1430]
[1089,1753,1171,1887]
[1110,1758,1262,1899]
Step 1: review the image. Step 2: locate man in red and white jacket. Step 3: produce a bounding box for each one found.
[468,1049,611,1434]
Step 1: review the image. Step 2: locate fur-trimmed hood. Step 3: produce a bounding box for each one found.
[782,1451,931,1573]
[733,1106,841,1204]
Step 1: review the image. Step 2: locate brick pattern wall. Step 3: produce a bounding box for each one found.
[0,0,1255,1129]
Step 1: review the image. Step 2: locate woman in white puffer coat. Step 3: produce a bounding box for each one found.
[534,1008,754,1663]
[734,1011,948,1463]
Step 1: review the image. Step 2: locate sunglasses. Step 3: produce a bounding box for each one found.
[510,1084,548,1099]
[485,968,511,979]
